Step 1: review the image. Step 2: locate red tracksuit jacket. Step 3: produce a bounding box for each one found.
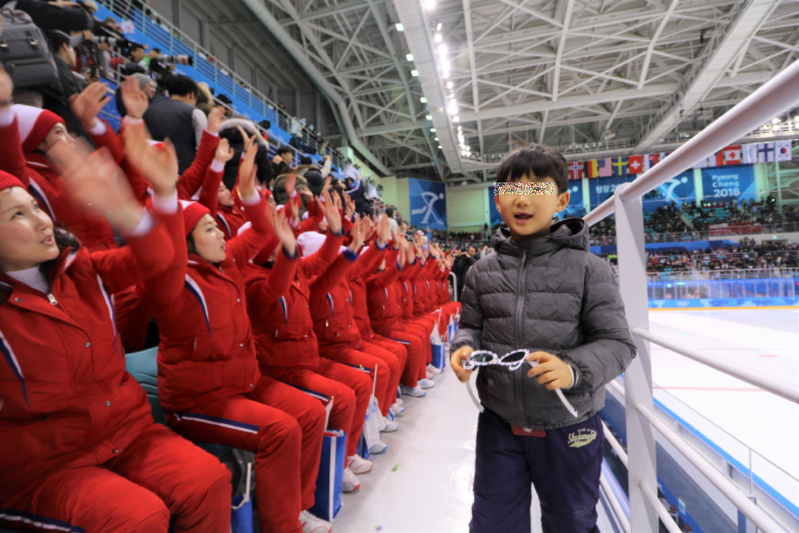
[0,218,174,500]
[347,242,391,337]
[140,196,277,414]
[366,260,404,332]
[245,231,345,370]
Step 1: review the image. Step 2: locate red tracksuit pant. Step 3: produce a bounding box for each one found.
[404,319,435,376]
[358,339,405,416]
[266,359,372,458]
[166,376,326,533]
[319,342,392,420]
[0,423,231,533]
[362,332,408,413]
[372,323,427,388]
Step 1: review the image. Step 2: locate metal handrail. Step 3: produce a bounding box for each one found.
[599,472,631,533]
[634,402,785,532]
[638,481,682,533]
[632,327,799,404]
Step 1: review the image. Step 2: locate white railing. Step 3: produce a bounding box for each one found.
[584,57,799,532]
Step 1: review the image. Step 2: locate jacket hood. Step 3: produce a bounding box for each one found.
[492,217,588,258]
[295,164,321,177]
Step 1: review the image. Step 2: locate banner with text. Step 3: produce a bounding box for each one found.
[701,165,756,201]
[409,178,447,230]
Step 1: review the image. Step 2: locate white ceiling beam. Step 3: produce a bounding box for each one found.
[634,0,783,151]
[551,0,575,102]
[638,0,680,89]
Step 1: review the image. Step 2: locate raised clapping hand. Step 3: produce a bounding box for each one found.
[119,76,148,119]
[348,214,369,253]
[284,170,297,198]
[70,82,112,128]
[376,214,390,248]
[123,121,179,196]
[0,64,13,107]
[320,191,342,234]
[274,209,296,256]
[215,138,235,164]
[49,140,144,233]
[238,144,259,199]
[238,126,257,153]
[207,106,226,135]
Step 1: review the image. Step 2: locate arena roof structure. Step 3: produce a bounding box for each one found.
[199,0,799,181]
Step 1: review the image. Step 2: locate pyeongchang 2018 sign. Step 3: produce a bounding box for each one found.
[408,178,447,230]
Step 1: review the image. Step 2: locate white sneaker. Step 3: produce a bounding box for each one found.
[427,363,442,375]
[300,510,332,533]
[390,403,404,416]
[347,454,373,474]
[400,384,427,397]
[342,467,361,492]
[395,397,404,406]
[369,440,388,454]
[381,416,399,432]
[426,370,435,380]
[419,378,435,389]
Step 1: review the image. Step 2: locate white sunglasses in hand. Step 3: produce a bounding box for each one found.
[463,348,578,417]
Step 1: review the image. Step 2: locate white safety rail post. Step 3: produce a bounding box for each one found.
[613,183,659,533]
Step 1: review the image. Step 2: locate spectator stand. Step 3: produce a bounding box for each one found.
[93,0,350,178]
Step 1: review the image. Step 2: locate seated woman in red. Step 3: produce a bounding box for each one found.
[0,135,230,532]
[126,132,331,533]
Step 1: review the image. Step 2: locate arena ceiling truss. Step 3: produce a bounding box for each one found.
[227,0,799,181]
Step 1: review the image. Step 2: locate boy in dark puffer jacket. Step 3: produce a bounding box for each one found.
[451,144,636,533]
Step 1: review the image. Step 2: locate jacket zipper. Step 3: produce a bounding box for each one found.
[47,293,58,305]
[513,251,527,426]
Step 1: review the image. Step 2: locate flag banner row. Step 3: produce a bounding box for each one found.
[567,141,792,180]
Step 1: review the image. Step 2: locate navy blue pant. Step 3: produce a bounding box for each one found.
[470,409,604,533]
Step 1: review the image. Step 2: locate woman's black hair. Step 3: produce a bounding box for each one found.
[186,233,196,256]
[37,227,80,280]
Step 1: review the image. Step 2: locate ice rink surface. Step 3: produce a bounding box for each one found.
[332,308,799,532]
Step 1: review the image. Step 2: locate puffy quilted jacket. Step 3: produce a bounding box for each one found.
[451,219,636,430]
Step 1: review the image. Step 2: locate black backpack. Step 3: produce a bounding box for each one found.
[0,2,61,92]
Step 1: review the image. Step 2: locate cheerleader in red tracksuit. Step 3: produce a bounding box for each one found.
[346,230,408,420]
[0,126,231,532]
[129,135,331,533]
[396,249,439,381]
[367,242,429,396]
[244,194,374,492]
[311,217,404,431]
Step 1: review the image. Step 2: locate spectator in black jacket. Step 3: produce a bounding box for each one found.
[297,156,324,197]
[42,31,86,138]
[452,246,479,301]
[271,146,293,181]
[1,0,94,32]
[345,176,372,217]
[143,74,207,174]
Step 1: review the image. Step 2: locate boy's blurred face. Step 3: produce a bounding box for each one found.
[494,174,569,240]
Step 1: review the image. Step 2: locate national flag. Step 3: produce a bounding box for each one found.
[627,155,644,174]
[586,160,598,178]
[775,140,792,161]
[611,156,627,176]
[569,161,584,180]
[597,158,612,177]
[707,150,724,168]
[723,145,741,165]
[758,142,775,162]
[643,153,659,171]
[742,144,758,164]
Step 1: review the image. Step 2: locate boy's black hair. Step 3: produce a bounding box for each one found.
[385,206,395,217]
[495,144,569,195]
[300,156,313,165]
[276,146,292,157]
[165,74,198,98]
[129,43,145,54]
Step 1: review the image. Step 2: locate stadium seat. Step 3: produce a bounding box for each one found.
[124,349,253,495]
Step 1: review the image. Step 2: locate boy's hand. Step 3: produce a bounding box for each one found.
[526,351,573,390]
[451,346,474,383]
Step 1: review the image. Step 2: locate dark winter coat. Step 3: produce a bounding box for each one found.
[451,219,636,430]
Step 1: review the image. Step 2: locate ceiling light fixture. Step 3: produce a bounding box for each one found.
[453,116,460,122]
[431,128,436,132]
[395,23,404,32]
[442,71,450,79]
[406,53,414,61]
[446,81,453,89]
[436,22,442,31]
[411,69,419,76]
[426,114,433,120]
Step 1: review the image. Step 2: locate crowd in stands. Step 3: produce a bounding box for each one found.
[588,198,799,245]
[0,5,463,531]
